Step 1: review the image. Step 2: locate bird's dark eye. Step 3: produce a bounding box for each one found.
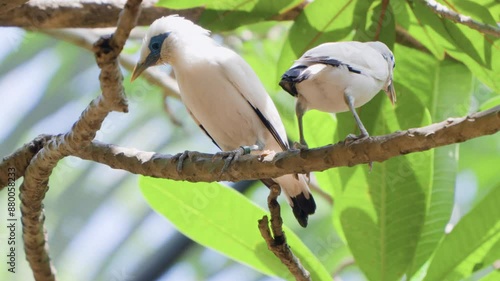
[151,42,160,50]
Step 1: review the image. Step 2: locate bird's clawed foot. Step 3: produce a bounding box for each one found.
[344,133,374,170]
[344,132,370,145]
[214,146,251,175]
[172,150,191,174]
[292,141,309,151]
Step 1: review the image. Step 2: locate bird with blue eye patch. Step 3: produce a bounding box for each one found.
[131,16,317,227]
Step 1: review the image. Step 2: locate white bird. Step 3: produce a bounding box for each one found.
[131,16,316,227]
[279,41,396,147]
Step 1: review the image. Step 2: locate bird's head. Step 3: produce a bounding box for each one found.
[367,41,396,105]
[131,15,210,81]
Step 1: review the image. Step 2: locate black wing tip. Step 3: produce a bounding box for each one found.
[291,193,316,228]
[279,79,298,97]
[279,65,309,97]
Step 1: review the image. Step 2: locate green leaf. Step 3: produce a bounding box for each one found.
[361,0,396,48]
[480,271,500,281]
[408,1,500,92]
[407,57,473,278]
[423,185,500,281]
[334,84,433,281]
[277,0,368,81]
[401,1,447,59]
[459,134,500,193]
[447,0,497,25]
[480,96,500,111]
[199,0,303,31]
[156,0,208,9]
[303,111,340,198]
[139,177,332,280]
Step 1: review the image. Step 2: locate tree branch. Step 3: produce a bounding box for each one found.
[18,0,144,279]
[419,0,500,37]
[258,183,311,281]
[0,0,28,15]
[0,134,51,189]
[62,106,499,183]
[0,0,310,28]
[0,0,203,28]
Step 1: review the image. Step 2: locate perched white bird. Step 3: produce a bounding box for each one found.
[279,41,396,147]
[131,16,316,227]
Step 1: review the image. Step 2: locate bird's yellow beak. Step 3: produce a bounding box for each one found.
[131,62,147,82]
[386,81,396,106]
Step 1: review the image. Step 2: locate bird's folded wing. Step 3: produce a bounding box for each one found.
[298,56,362,74]
[300,42,388,81]
[186,108,221,150]
[218,52,289,151]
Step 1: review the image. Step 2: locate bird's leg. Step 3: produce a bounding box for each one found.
[344,92,369,141]
[215,144,261,174]
[293,99,309,150]
[344,92,373,169]
[171,150,191,174]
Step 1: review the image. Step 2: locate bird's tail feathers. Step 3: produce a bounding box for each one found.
[262,174,316,227]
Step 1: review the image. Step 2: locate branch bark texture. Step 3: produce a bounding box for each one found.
[67,105,500,183]
[1,0,498,40]
[258,183,311,281]
[420,0,500,37]
[17,0,144,280]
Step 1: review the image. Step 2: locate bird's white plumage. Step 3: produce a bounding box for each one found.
[280,40,396,147]
[291,41,394,113]
[135,16,314,223]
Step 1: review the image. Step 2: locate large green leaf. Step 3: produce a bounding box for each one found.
[407,1,500,92]
[407,55,473,278]
[446,0,498,25]
[303,110,340,198]
[139,177,332,280]
[277,0,370,81]
[423,185,500,281]
[199,0,302,31]
[359,0,396,48]
[156,0,209,9]
[333,76,432,281]
[398,1,446,59]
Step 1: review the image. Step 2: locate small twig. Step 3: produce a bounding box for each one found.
[161,92,183,127]
[258,183,311,281]
[374,0,390,41]
[308,181,333,205]
[419,0,500,37]
[395,25,431,54]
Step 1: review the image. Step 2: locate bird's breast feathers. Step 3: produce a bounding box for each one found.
[173,51,287,152]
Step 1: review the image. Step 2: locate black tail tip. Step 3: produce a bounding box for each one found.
[291,193,316,228]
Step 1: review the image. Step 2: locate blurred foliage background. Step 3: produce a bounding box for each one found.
[0,0,499,280]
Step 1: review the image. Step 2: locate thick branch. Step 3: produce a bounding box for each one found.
[0,0,203,28]
[68,106,499,183]
[258,183,311,281]
[0,0,309,28]
[419,0,500,37]
[18,1,144,280]
[0,0,28,15]
[0,134,51,189]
